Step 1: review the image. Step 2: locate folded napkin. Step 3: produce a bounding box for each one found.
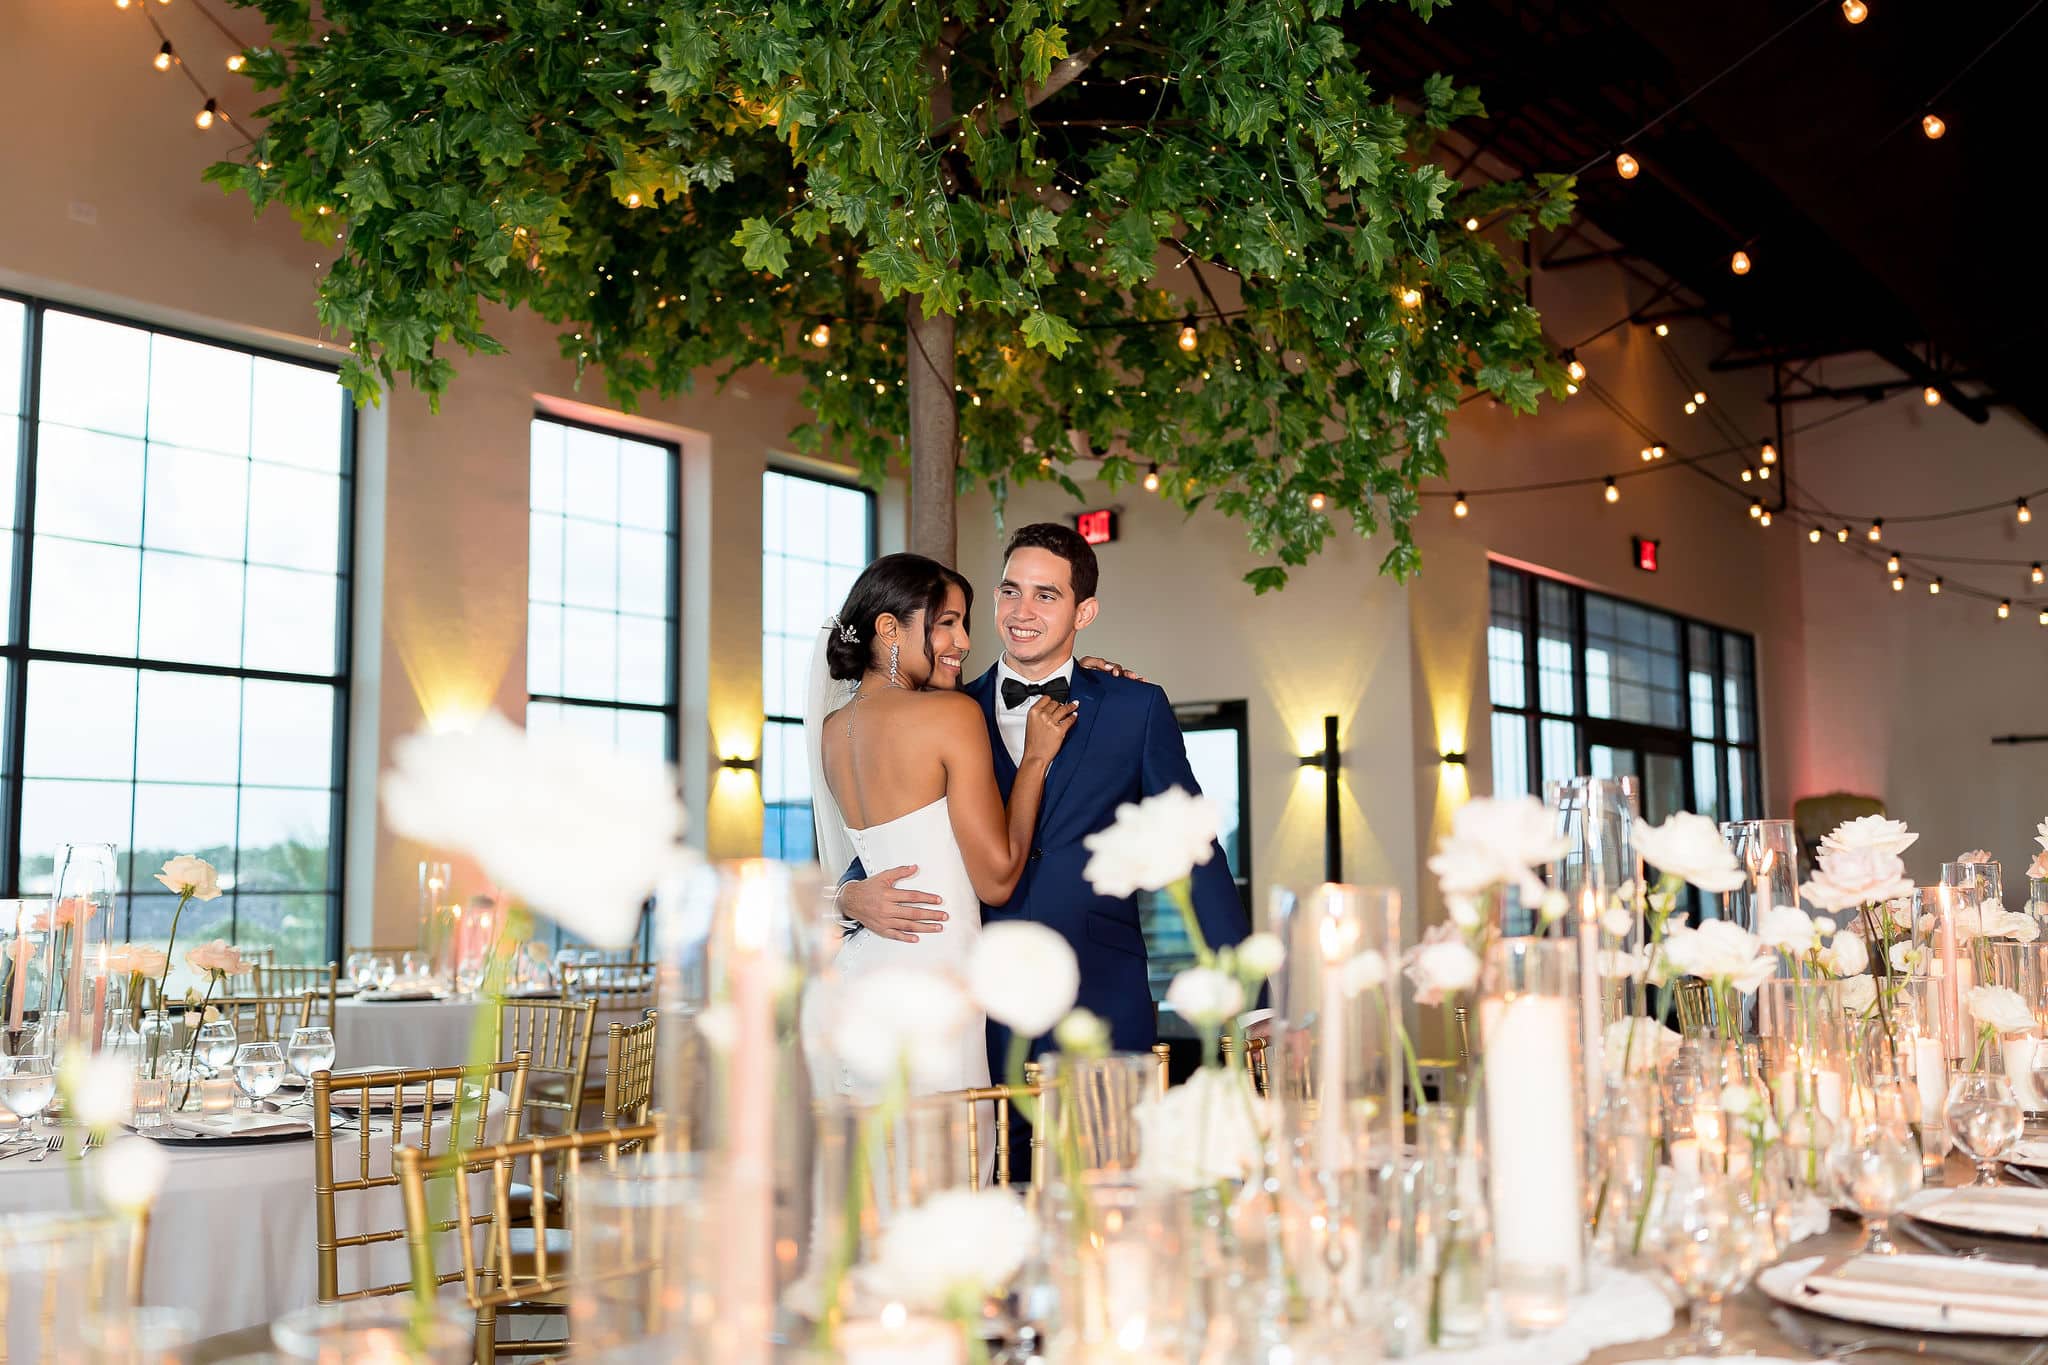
[1907,1186,2048,1239]
[2009,1138,2048,1170]
[1799,1252,2048,1333]
[156,1111,311,1139]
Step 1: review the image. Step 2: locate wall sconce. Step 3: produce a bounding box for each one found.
[1298,714,1342,883]
[1440,750,1469,766]
[719,755,760,774]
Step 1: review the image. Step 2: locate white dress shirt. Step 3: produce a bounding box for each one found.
[994,656,1076,765]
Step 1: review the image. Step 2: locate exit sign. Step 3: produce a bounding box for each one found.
[1633,536,1660,573]
[1075,508,1118,545]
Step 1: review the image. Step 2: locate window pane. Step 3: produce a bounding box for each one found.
[562,427,619,522]
[144,443,249,559]
[39,311,148,438]
[241,680,335,788]
[1692,740,1721,821]
[16,779,133,891]
[1485,624,1525,709]
[250,358,347,472]
[617,438,670,531]
[33,424,145,544]
[24,661,138,780]
[617,615,669,706]
[136,670,240,785]
[1539,719,1578,789]
[1490,713,1528,798]
[243,566,337,674]
[0,297,25,422]
[235,787,331,891]
[529,419,565,513]
[148,335,251,456]
[140,551,243,666]
[246,463,339,572]
[131,782,239,888]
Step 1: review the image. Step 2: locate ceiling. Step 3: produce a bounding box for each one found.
[1344,0,2045,435]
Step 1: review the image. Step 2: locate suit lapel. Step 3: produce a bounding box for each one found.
[1038,663,1101,825]
[967,665,1017,796]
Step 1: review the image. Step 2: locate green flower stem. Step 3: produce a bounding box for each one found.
[175,970,221,1110]
[1167,879,1212,967]
[148,888,195,1080]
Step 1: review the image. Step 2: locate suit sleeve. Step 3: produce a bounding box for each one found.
[1137,687,1250,954]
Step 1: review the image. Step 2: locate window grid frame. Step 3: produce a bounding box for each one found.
[0,290,355,961]
[761,465,877,861]
[523,411,682,764]
[1485,562,1762,829]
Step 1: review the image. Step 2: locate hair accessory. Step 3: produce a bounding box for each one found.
[826,614,858,645]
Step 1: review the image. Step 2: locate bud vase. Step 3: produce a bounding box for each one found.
[1546,776,1642,1113]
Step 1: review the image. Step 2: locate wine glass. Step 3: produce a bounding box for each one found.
[1644,1170,1770,1356]
[232,1041,286,1110]
[1825,1082,1924,1253]
[345,953,377,991]
[196,1019,239,1074]
[374,957,398,990]
[287,1026,336,1087]
[400,951,425,984]
[0,1052,58,1140]
[1946,1073,2024,1187]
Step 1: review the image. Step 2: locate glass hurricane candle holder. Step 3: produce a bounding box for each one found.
[1757,979,1849,1128]
[1546,776,1642,1109]
[1,899,53,1038]
[1719,819,1797,939]
[44,844,117,1055]
[569,1151,708,1357]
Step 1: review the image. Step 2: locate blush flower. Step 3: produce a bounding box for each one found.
[1134,1066,1268,1189]
[1166,967,1245,1027]
[1968,984,2035,1036]
[153,855,222,901]
[1426,796,1566,903]
[1404,923,1482,1005]
[1801,846,1915,912]
[184,940,245,977]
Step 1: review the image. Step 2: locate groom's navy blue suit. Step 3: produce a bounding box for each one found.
[964,662,1249,1057]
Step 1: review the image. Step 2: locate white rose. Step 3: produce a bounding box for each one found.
[1598,947,1648,980]
[61,1048,133,1132]
[1819,930,1868,978]
[1538,890,1570,927]
[1235,932,1286,980]
[1134,1066,1267,1189]
[1166,967,1245,1027]
[1599,905,1634,939]
[1839,974,1878,1017]
[154,854,223,901]
[2037,817,2048,854]
[1758,905,1821,955]
[1720,1083,1760,1117]
[94,1136,170,1217]
[863,1188,1036,1310]
[1663,918,1766,981]
[1404,931,1481,1006]
[1636,812,1747,893]
[1081,787,1219,898]
[968,922,1079,1037]
[1445,894,1482,930]
[1968,984,2036,1035]
[1987,908,2042,944]
[1053,1008,1109,1055]
[1340,948,1387,997]
[1801,847,1915,913]
[1820,815,1919,860]
[1427,796,1565,903]
[1602,1017,1681,1080]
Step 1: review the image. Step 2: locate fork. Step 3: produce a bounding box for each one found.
[28,1134,62,1162]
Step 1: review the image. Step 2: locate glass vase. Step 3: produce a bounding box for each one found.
[1545,776,1642,1113]
[1719,819,1797,937]
[1944,858,2004,916]
[1,899,54,1043]
[1045,1177,1195,1360]
[2030,876,2048,926]
[569,1151,708,1357]
[1409,1104,1488,1350]
[1756,978,1850,1133]
[1,1213,135,1362]
[1036,1051,1155,1182]
[1589,1076,1658,1266]
[1481,937,1586,1326]
[45,843,117,1055]
[1985,942,2048,1111]
[1926,882,1982,1064]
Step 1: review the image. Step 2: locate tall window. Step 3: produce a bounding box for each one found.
[1486,562,1761,826]
[1,296,353,976]
[761,468,873,861]
[525,416,678,760]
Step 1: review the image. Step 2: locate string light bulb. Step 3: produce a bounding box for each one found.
[1808,527,1823,543]
[1654,322,1670,337]
[195,98,217,129]
[1616,151,1641,180]
[1999,600,2011,620]
[1640,446,1654,462]
[807,322,831,348]
[2033,563,2044,585]
[1868,519,1883,542]
[1758,463,1772,480]
[1923,385,1942,407]
[226,52,245,72]
[1684,400,1698,415]
[1741,466,1754,482]
[1922,112,1945,140]
[1177,317,1199,352]
[1399,286,1423,309]
[153,41,173,70]
[1651,443,1666,460]
[1564,351,1586,383]
[1309,492,1326,511]
[625,192,641,208]
[1749,500,1763,520]
[1692,391,1708,406]
[2038,608,2047,626]
[1731,250,1752,275]
[1886,554,1900,573]
[1453,492,1470,519]
[1760,442,1778,464]
[1464,216,1480,231]
[1929,577,1942,595]
[1842,0,1868,22]
[1604,478,1620,504]
[1143,463,1160,492]
[1892,573,1906,592]
[2020,499,2033,524]
[1760,509,1773,527]
[1837,527,1850,543]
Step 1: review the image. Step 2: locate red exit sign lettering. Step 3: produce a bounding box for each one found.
[1633,536,1660,573]
[1075,508,1118,545]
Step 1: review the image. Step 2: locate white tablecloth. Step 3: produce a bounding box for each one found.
[334,997,647,1082]
[0,1090,512,1339]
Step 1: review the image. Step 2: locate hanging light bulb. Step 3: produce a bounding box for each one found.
[153,41,173,70]
[1923,385,1942,407]
[1760,510,1773,527]
[1892,573,1907,592]
[195,98,217,129]
[1143,463,1160,492]
[1758,464,1772,480]
[1464,216,1480,231]
[1651,443,1666,460]
[807,322,831,348]
[1731,250,1752,275]
[1749,500,1763,520]
[1399,286,1423,309]
[1808,526,1823,543]
[1654,322,1670,337]
[1616,151,1641,180]
[1929,577,1942,595]
[625,192,642,208]
[1693,391,1708,406]
[1309,492,1326,511]
[1842,0,1869,22]
[1741,466,1755,482]
[1177,317,1199,352]
[2019,499,2033,524]
[1565,351,1586,384]
[1999,600,2011,620]
[1452,492,1470,519]
[1604,478,1620,504]
[1886,554,1901,573]
[1684,400,1698,415]
[2038,608,2048,626]
[1922,112,1946,140]
[1760,442,1778,464]
[1868,519,1883,541]
[115,0,132,8]
[226,52,245,71]
[1640,446,1654,463]
[2032,563,2044,585]
[1837,526,1850,543]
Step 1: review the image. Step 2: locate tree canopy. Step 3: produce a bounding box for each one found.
[211,0,1574,587]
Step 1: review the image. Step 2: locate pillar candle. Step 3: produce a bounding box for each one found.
[840,1307,963,1365]
[1815,1070,1845,1124]
[1316,961,1345,1173]
[1669,1138,1701,1180]
[1483,995,1584,1293]
[1913,1034,1947,1130]
[2004,1037,2043,1111]
[719,870,776,1365]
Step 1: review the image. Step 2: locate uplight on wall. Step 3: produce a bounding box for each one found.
[1298,715,1343,884]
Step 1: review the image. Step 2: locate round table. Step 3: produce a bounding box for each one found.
[0,1090,512,1340]
[332,995,485,1070]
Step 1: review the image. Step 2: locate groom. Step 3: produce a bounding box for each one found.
[839,522,1249,1055]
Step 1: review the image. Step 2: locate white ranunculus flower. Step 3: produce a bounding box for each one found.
[1800,847,1915,913]
[1340,948,1387,997]
[1602,1017,1681,1080]
[1081,787,1219,898]
[381,712,691,948]
[1888,940,1924,974]
[1819,815,1919,860]
[1986,908,2042,944]
[1166,967,1244,1027]
[94,1136,170,1217]
[1426,796,1566,903]
[1839,974,1878,1017]
[1968,984,2036,1035]
[1819,929,1868,978]
[1599,905,1634,939]
[1662,918,1762,978]
[1598,948,1648,980]
[1445,894,1482,930]
[1134,1066,1268,1189]
[1538,890,1570,927]
[1404,927,1481,1006]
[1053,1008,1109,1055]
[1719,1083,1760,1117]
[830,967,975,1090]
[1758,905,1822,955]
[1635,812,1747,893]
[61,1047,133,1132]
[863,1187,1036,1310]
[968,922,1079,1037]
[1235,931,1286,980]
[154,854,223,901]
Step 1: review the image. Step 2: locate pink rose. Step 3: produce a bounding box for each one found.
[184,940,245,976]
[1957,850,1993,865]
[2030,850,2048,881]
[48,897,99,930]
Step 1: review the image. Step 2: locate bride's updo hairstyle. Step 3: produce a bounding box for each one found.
[825,553,957,682]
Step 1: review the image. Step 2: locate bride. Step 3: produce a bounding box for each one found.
[805,552,1075,1103]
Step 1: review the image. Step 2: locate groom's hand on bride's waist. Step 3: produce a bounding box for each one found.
[840,865,948,942]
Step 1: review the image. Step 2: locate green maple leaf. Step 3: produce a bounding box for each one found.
[1020,309,1081,357]
[731,217,792,275]
[1020,26,1069,85]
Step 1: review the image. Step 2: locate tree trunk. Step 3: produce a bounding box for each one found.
[905,296,958,566]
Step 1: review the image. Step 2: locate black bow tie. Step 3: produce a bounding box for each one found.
[1002,675,1071,709]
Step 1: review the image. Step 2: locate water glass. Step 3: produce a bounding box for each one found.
[1946,1072,2023,1187]
[345,953,377,991]
[286,1027,336,1084]
[400,951,425,984]
[1644,1172,1769,1356]
[374,957,397,990]
[233,1042,286,1110]
[1825,1086,1923,1253]
[195,1020,239,1073]
[0,1053,58,1138]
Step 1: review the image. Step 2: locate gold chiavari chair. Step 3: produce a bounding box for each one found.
[397,1122,661,1365]
[1674,979,1715,1037]
[1246,1034,1271,1097]
[311,1054,531,1305]
[495,999,597,1138]
[259,961,340,1027]
[1151,1041,1172,1093]
[955,1062,1046,1190]
[215,991,317,1043]
[567,963,657,1123]
[598,1012,658,1153]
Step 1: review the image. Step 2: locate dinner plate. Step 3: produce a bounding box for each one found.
[126,1116,313,1148]
[1757,1253,2048,1336]
[1903,1186,2048,1240]
[2007,1138,2048,1171]
[353,988,449,1003]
